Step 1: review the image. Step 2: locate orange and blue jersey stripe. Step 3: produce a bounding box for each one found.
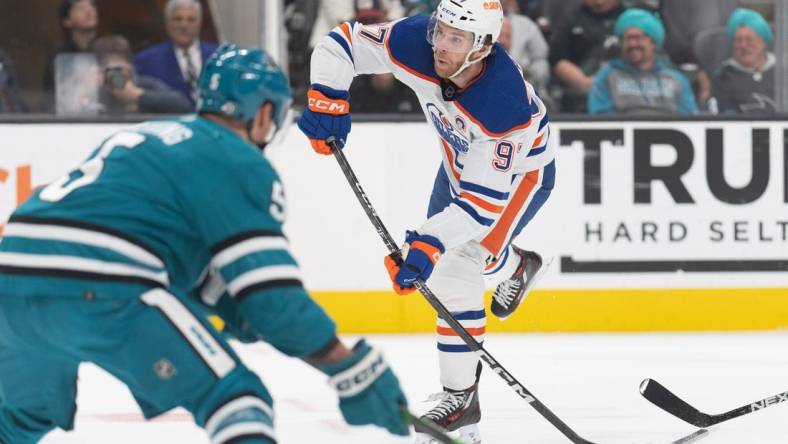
[457,181,509,222]
[328,22,355,64]
[453,197,495,227]
[483,245,510,275]
[528,118,551,158]
[459,181,510,201]
[481,161,555,257]
[439,140,462,182]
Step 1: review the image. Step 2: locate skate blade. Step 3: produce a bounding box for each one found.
[457,423,481,444]
[415,426,481,444]
[497,255,554,321]
[415,431,439,444]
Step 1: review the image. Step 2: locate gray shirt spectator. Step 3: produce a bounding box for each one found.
[499,14,550,93]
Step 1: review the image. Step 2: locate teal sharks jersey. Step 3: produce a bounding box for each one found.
[0,116,335,358]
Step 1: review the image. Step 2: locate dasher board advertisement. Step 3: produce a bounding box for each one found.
[1,120,787,292]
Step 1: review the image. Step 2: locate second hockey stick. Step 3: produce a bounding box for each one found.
[328,138,598,444]
[641,378,788,427]
[401,407,463,444]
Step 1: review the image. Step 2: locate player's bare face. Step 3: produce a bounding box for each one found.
[432,22,475,78]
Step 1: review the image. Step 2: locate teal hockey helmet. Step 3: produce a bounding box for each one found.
[198,44,293,130]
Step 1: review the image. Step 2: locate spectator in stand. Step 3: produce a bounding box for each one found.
[588,8,697,115]
[0,49,26,113]
[511,0,544,22]
[135,0,218,109]
[348,0,419,113]
[499,9,550,94]
[285,0,320,106]
[309,1,355,49]
[548,0,624,113]
[402,0,438,17]
[660,0,738,108]
[43,0,98,112]
[710,8,775,115]
[502,0,549,36]
[93,35,192,115]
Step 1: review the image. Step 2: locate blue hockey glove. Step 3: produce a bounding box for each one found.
[319,340,409,436]
[387,231,444,294]
[297,83,351,154]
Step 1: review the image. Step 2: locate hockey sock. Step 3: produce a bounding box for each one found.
[437,308,486,389]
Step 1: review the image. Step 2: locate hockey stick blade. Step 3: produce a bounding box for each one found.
[329,139,598,444]
[641,378,788,427]
[400,407,463,444]
[640,379,712,427]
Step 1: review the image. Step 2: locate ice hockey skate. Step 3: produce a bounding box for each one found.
[414,384,481,444]
[491,246,549,320]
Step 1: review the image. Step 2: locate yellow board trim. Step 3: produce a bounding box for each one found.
[310,288,788,333]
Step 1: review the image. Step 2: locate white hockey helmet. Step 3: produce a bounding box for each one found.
[429,0,504,51]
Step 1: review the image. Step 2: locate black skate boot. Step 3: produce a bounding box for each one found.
[414,384,481,444]
[491,246,544,320]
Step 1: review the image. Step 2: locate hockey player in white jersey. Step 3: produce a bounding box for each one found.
[298,0,556,442]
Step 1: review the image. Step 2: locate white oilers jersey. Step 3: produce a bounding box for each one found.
[311,15,555,252]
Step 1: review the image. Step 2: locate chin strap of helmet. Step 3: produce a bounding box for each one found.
[446,44,492,80]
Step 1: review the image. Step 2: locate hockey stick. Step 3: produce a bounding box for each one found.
[327,138,598,444]
[641,378,788,427]
[669,428,711,444]
[401,407,463,444]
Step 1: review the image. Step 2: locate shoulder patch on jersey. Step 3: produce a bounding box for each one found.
[387,15,440,84]
[456,46,538,136]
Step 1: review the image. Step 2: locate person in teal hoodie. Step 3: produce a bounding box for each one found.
[588,8,698,115]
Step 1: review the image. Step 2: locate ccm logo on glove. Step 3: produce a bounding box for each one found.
[308,89,349,115]
[331,351,388,397]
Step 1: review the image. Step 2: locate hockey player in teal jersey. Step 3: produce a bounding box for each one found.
[0,44,409,443]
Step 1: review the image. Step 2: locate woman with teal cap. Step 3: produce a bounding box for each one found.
[710,8,775,114]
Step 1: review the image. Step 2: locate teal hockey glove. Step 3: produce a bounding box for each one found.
[319,340,409,436]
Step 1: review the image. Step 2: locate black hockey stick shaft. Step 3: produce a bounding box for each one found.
[328,138,597,444]
[641,378,788,427]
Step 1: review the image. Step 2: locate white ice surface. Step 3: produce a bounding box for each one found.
[40,332,788,443]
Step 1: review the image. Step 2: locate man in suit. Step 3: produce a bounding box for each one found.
[135,0,218,109]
